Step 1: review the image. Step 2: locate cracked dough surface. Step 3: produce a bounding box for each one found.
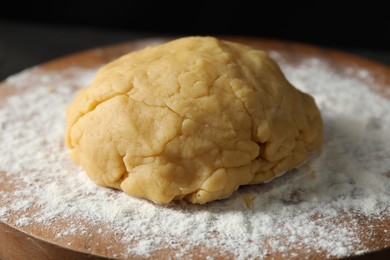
[65,37,323,204]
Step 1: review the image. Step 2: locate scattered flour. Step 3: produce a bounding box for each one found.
[14,217,32,227]
[0,55,389,259]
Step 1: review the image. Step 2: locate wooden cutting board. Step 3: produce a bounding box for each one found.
[0,37,389,260]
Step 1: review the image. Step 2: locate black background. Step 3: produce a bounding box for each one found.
[1,4,389,80]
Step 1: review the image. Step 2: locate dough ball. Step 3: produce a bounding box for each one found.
[65,37,323,204]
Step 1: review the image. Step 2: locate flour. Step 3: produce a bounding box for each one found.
[0,55,389,259]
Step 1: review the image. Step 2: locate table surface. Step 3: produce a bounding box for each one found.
[0,20,389,81]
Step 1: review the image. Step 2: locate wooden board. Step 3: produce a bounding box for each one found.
[0,37,389,260]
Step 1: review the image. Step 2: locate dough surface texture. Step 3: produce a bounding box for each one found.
[66,37,323,204]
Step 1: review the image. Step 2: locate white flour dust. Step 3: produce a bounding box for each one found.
[0,55,389,259]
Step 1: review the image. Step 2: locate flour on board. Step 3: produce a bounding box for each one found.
[0,56,389,259]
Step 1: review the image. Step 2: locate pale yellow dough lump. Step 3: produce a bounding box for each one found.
[65,37,323,204]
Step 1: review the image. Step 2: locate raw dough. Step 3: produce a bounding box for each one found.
[65,37,323,204]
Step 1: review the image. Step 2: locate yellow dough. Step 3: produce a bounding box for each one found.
[65,37,323,204]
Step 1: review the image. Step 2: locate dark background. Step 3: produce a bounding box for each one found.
[1,5,390,80]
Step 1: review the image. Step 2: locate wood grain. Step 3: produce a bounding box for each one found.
[0,37,389,260]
